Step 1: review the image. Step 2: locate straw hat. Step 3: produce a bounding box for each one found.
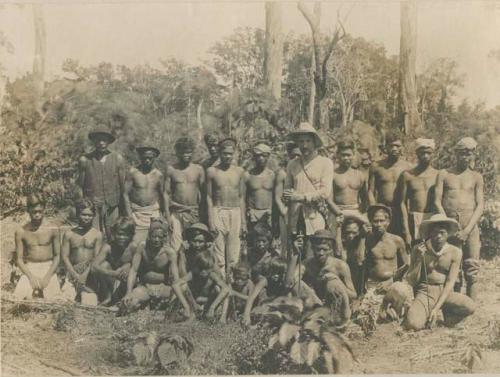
[183,223,214,242]
[288,122,323,147]
[419,214,459,239]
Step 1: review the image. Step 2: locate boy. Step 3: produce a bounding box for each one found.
[123,146,170,244]
[61,199,102,304]
[228,263,253,318]
[14,194,62,300]
[92,217,137,304]
[121,218,176,313]
[247,223,280,282]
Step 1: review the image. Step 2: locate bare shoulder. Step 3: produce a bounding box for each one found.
[206,166,216,178]
[388,233,405,246]
[471,170,484,182]
[90,228,103,240]
[100,243,111,255]
[447,243,462,261]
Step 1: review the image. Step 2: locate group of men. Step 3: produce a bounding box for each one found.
[12,122,483,330]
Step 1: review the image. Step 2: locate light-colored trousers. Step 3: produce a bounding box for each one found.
[213,207,241,274]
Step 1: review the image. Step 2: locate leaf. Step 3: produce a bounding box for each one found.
[289,339,306,365]
[278,323,300,347]
[132,341,153,366]
[268,333,280,350]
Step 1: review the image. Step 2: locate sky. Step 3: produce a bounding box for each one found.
[1,1,500,107]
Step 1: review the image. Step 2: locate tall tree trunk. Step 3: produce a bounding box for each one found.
[32,4,46,111]
[264,2,283,101]
[196,99,204,143]
[398,0,421,134]
[307,2,321,124]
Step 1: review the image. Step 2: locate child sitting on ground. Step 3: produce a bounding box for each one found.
[227,263,253,319]
[247,223,280,283]
[61,199,102,305]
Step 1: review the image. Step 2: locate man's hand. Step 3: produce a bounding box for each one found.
[283,189,303,203]
[427,308,440,328]
[117,267,129,281]
[456,229,469,243]
[415,241,427,257]
[336,214,344,225]
[40,275,52,289]
[292,236,304,255]
[29,275,42,290]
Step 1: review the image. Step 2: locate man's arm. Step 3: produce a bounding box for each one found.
[396,236,410,268]
[14,228,40,289]
[335,222,347,261]
[76,156,87,199]
[116,154,128,216]
[338,262,357,299]
[206,168,216,231]
[274,171,287,217]
[61,231,80,281]
[243,278,267,325]
[239,168,247,237]
[461,174,484,238]
[367,165,377,205]
[434,170,446,215]
[157,171,171,221]
[398,172,412,247]
[41,228,61,288]
[206,271,230,318]
[359,172,369,213]
[123,168,134,217]
[125,252,141,295]
[91,245,118,277]
[198,165,206,205]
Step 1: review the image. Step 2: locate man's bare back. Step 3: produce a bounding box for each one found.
[166,163,204,207]
[245,167,275,210]
[128,167,163,207]
[208,165,245,207]
[333,167,366,207]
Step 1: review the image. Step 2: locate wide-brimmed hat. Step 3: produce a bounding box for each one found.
[183,223,214,242]
[367,204,392,220]
[310,229,336,241]
[288,122,323,147]
[88,127,115,143]
[136,146,160,157]
[419,214,459,239]
[454,137,477,151]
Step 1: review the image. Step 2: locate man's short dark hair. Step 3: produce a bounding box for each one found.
[111,217,136,238]
[204,132,219,146]
[337,138,355,153]
[251,222,273,241]
[385,130,403,145]
[27,193,46,209]
[75,198,96,216]
[175,137,195,152]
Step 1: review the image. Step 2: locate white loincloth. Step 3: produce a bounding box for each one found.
[131,202,160,243]
[13,261,62,300]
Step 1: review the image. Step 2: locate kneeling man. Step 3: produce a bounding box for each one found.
[404,214,475,330]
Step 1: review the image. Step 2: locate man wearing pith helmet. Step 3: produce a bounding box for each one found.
[435,137,484,300]
[284,122,334,242]
[78,127,127,239]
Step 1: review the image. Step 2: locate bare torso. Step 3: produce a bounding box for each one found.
[106,243,137,270]
[209,165,244,207]
[167,163,204,207]
[66,227,100,265]
[129,167,163,206]
[18,222,57,263]
[138,243,173,285]
[366,233,402,281]
[333,167,365,206]
[245,168,275,210]
[404,166,438,213]
[372,159,412,206]
[421,243,458,285]
[441,169,480,214]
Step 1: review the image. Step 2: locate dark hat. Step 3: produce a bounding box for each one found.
[218,137,237,149]
[183,223,214,242]
[310,229,336,241]
[136,146,160,157]
[367,204,392,220]
[88,127,115,143]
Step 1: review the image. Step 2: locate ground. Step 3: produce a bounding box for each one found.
[1,215,500,375]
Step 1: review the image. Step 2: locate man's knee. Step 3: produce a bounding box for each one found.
[404,302,427,331]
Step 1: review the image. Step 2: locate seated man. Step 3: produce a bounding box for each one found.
[303,230,357,323]
[61,199,102,305]
[247,223,280,283]
[92,217,137,305]
[404,214,476,331]
[336,213,369,297]
[365,204,408,293]
[121,218,176,313]
[14,194,62,300]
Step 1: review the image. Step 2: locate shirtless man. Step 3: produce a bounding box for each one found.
[244,142,275,237]
[92,217,137,304]
[121,219,177,313]
[166,137,205,252]
[78,127,126,239]
[330,139,368,220]
[123,146,170,244]
[201,132,220,170]
[14,194,62,300]
[368,131,412,236]
[274,142,301,257]
[399,139,439,248]
[365,204,408,292]
[357,148,372,181]
[302,230,357,322]
[435,137,484,300]
[404,214,476,330]
[207,138,246,273]
[61,199,102,305]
